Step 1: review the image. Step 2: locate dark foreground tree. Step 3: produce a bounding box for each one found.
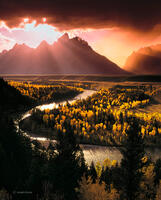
[0,115,49,200]
[120,117,145,200]
[89,161,97,183]
[0,115,33,196]
[49,121,87,200]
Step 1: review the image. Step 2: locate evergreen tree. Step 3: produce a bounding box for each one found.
[0,115,33,194]
[50,121,87,200]
[155,159,161,185]
[89,162,97,183]
[0,115,48,199]
[100,166,111,189]
[26,140,48,199]
[120,117,145,200]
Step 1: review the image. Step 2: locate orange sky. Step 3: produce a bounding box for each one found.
[1,19,161,67]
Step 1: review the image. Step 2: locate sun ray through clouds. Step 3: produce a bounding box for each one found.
[0,18,63,50]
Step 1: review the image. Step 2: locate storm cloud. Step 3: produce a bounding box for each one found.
[0,0,161,31]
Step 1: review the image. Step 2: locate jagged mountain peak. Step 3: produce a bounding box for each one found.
[0,35,129,75]
[58,33,69,42]
[13,43,30,49]
[37,40,51,49]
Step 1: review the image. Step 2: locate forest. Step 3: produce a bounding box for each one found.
[22,84,161,146]
[9,81,83,104]
[1,78,161,200]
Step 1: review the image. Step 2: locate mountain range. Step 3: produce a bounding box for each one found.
[124,44,161,74]
[0,33,128,75]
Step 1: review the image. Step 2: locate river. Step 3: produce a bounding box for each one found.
[16,89,161,165]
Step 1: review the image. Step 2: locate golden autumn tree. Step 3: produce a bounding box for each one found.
[78,176,119,200]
